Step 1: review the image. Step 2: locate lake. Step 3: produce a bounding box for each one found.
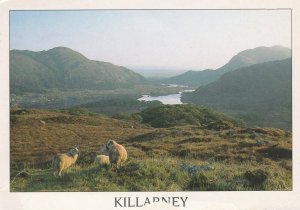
[138,89,194,105]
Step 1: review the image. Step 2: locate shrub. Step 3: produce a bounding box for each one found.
[244,169,269,186]
[61,107,94,116]
[112,113,142,122]
[258,146,292,159]
[186,173,214,190]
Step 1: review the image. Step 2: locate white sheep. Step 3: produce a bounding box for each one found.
[94,155,110,168]
[103,140,127,169]
[52,147,80,177]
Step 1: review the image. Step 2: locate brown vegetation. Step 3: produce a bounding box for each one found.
[11,109,292,169]
[10,108,292,191]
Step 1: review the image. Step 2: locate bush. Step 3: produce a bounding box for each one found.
[244,169,269,186]
[61,107,94,116]
[258,146,292,159]
[186,173,215,190]
[112,113,142,122]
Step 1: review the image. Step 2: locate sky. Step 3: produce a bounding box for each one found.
[10,10,291,73]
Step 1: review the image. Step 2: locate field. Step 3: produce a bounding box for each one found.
[10,108,292,191]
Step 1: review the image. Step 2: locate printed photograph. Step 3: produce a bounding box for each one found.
[10,10,292,192]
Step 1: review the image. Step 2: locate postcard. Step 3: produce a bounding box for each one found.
[0,0,299,209]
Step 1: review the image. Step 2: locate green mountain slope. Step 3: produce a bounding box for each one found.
[182,58,292,130]
[10,47,147,93]
[160,69,218,87]
[162,46,291,87]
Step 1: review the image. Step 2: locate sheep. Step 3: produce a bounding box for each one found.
[52,147,80,177]
[94,155,110,169]
[104,140,127,169]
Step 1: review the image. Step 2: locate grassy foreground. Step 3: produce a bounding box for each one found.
[10,108,292,191]
[11,157,291,192]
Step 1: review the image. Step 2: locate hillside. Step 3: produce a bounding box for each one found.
[162,46,291,87]
[10,108,292,191]
[182,58,292,130]
[139,104,243,128]
[218,45,291,72]
[10,47,147,93]
[160,69,219,87]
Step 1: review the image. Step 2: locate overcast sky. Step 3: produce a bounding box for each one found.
[10,10,291,71]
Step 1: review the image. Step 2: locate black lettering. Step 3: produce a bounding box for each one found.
[181,197,188,207]
[115,197,123,207]
[153,197,160,203]
[136,197,143,207]
[162,197,170,203]
[172,197,180,207]
[144,197,151,206]
[128,197,135,207]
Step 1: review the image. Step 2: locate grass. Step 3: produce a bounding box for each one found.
[11,157,291,192]
[10,108,292,191]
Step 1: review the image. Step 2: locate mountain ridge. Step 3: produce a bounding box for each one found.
[10,47,147,93]
[161,46,291,87]
[182,58,292,130]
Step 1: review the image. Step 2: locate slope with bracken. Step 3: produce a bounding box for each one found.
[10,107,292,191]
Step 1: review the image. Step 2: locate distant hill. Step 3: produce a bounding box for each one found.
[140,104,243,129]
[159,69,218,87]
[162,46,291,87]
[182,58,292,130]
[217,45,291,72]
[10,47,147,93]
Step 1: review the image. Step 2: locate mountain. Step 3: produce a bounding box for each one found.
[159,69,218,87]
[217,45,291,72]
[182,58,292,130]
[162,46,291,87]
[10,47,147,93]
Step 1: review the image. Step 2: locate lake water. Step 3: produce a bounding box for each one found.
[138,89,194,105]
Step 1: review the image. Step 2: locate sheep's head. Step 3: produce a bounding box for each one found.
[68,147,80,157]
[99,144,109,155]
[106,139,115,150]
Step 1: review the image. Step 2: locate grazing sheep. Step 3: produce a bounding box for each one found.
[104,140,127,169]
[52,147,80,177]
[94,155,110,168]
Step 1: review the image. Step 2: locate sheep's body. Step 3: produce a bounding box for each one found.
[105,140,127,169]
[52,148,79,177]
[94,155,110,168]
